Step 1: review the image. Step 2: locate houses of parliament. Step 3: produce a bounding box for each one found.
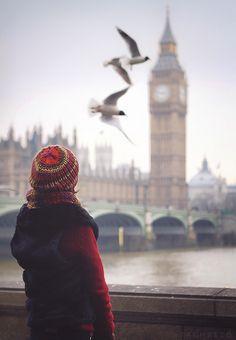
[0,13,188,209]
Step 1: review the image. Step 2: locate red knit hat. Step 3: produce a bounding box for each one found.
[29,145,79,192]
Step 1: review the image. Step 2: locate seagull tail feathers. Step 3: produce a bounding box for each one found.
[88,98,100,115]
[103,60,110,67]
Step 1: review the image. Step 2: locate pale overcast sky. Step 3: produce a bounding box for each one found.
[0,0,235,183]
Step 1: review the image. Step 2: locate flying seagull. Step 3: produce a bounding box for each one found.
[89,87,129,117]
[103,58,132,85]
[88,87,133,143]
[117,27,150,68]
[103,28,150,84]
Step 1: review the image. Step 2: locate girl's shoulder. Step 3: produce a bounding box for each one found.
[71,205,99,240]
[16,203,99,239]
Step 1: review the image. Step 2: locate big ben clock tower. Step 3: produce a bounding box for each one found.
[149,11,187,209]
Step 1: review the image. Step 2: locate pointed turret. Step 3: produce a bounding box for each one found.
[160,7,176,46]
[153,7,182,72]
[73,128,78,148]
[25,129,30,145]
[8,126,14,141]
[38,125,42,147]
[202,158,209,172]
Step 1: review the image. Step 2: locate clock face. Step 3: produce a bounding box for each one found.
[179,86,186,103]
[155,85,170,103]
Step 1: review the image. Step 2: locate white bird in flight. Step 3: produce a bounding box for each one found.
[104,27,150,85]
[103,57,132,85]
[89,87,129,117]
[116,27,150,67]
[88,87,133,143]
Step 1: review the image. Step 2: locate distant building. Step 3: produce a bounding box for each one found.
[149,11,187,209]
[224,185,236,213]
[0,125,78,197]
[0,126,35,197]
[0,126,148,205]
[189,158,227,211]
[95,144,113,176]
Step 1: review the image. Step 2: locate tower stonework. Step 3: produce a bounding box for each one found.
[149,13,187,209]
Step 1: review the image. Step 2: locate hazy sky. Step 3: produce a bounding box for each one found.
[0,0,235,183]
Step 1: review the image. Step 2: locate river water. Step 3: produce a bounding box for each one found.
[1,247,236,288]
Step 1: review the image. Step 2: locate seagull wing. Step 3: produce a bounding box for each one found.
[101,116,134,144]
[113,65,132,85]
[104,87,129,105]
[116,27,141,57]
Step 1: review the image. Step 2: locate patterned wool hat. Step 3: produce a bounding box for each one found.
[29,145,79,192]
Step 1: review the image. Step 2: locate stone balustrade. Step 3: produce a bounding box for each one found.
[0,282,236,339]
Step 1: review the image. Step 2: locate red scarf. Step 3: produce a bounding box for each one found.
[26,189,79,209]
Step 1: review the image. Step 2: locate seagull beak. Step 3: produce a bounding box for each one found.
[119,111,126,116]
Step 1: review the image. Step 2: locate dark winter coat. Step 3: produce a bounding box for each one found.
[11,204,99,328]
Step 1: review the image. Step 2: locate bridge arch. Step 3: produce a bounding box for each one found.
[193,219,217,246]
[0,210,18,229]
[0,210,18,257]
[152,216,187,248]
[95,212,143,252]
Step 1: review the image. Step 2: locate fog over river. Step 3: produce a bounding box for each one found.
[1,247,236,288]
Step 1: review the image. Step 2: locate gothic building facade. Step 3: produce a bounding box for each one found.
[0,126,77,197]
[0,126,147,205]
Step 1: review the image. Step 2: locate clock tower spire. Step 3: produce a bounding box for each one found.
[160,6,176,53]
[149,10,187,209]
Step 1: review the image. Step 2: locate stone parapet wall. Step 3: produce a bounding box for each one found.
[0,282,236,339]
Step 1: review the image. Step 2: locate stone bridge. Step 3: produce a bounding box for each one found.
[0,195,235,254]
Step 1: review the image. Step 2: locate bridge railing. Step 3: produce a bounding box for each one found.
[0,282,236,340]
